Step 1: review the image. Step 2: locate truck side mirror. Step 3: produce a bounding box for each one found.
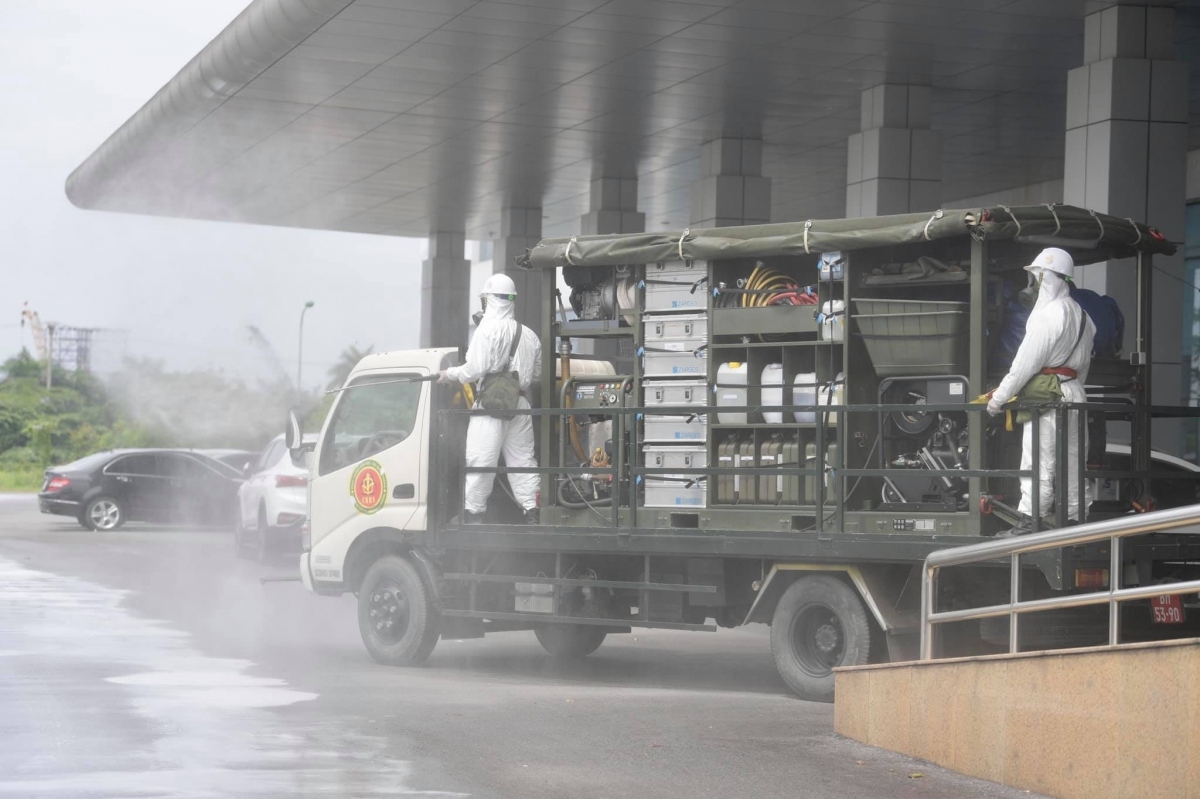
[285,410,302,450]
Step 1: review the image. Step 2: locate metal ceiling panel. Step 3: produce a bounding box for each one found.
[68,0,1200,243]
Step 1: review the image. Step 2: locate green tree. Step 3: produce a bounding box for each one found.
[327,344,373,391]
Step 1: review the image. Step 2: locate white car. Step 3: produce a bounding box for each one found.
[235,433,316,561]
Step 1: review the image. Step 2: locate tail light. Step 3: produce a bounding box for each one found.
[45,476,71,493]
[276,474,307,488]
[1074,568,1110,589]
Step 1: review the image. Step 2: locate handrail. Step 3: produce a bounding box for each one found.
[919,504,1200,660]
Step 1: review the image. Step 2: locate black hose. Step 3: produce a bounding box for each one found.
[555,478,614,509]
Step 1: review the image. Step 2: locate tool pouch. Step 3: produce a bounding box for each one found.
[477,325,522,419]
[1013,372,1063,425]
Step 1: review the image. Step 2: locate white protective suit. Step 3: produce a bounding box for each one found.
[445,294,542,514]
[989,260,1095,522]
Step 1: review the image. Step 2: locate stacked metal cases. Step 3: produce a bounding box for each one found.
[641,313,707,378]
[644,260,707,312]
[642,379,707,443]
[643,445,707,508]
[641,262,709,508]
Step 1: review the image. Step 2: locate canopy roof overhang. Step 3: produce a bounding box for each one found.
[67,0,1200,241]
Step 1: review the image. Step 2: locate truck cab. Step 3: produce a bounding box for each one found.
[301,349,452,592]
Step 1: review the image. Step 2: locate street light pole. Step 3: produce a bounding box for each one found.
[297,301,315,392]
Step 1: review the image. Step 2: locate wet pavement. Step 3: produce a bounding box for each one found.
[0,494,1042,798]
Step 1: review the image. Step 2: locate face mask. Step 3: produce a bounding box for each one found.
[1017,269,1043,309]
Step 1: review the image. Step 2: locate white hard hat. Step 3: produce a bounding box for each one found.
[1025,247,1074,279]
[482,272,517,297]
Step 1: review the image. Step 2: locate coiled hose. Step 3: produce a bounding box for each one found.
[715,262,819,340]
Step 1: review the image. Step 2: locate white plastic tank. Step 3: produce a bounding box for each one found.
[819,300,845,341]
[716,362,749,424]
[761,363,785,424]
[793,372,818,423]
[817,372,846,426]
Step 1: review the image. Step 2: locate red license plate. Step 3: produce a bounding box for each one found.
[1150,595,1185,624]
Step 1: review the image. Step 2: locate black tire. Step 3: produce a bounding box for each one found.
[81,496,124,531]
[770,574,871,702]
[357,555,440,666]
[534,625,608,659]
[233,512,250,558]
[253,507,271,564]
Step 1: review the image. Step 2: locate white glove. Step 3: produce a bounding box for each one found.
[437,370,455,383]
[986,396,1004,417]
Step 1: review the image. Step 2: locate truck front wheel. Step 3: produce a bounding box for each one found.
[358,556,439,666]
[534,624,607,659]
[770,574,871,702]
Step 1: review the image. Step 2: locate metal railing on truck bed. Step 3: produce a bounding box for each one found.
[439,399,1200,537]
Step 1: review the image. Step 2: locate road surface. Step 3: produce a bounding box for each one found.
[0,494,1039,798]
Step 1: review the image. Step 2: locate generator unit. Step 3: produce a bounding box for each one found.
[877,376,970,511]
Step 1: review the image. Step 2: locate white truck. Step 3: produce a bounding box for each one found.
[294,206,1200,701]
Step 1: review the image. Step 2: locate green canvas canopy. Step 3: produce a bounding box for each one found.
[519,205,1175,272]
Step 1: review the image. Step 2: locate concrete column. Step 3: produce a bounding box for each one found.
[846,84,942,217]
[689,138,771,228]
[420,231,470,348]
[581,176,644,235]
[1063,5,1188,424]
[493,205,543,332]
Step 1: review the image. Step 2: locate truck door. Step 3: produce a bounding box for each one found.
[310,372,427,547]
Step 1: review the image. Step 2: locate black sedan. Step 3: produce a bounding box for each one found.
[199,448,259,475]
[38,449,245,530]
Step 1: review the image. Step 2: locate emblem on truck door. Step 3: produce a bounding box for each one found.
[350,460,388,515]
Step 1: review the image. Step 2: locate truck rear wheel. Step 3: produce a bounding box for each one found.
[534,624,607,659]
[770,574,871,702]
[357,556,439,666]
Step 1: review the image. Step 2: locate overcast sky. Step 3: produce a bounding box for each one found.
[0,0,429,390]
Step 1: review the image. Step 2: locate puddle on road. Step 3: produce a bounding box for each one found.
[107,670,317,709]
[0,557,468,798]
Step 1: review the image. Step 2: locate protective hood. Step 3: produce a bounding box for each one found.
[1032,269,1070,311]
[481,294,515,323]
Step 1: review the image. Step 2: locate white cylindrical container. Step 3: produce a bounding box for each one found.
[819,300,845,341]
[716,362,749,424]
[793,372,818,423]
[817,372,846,426]
[761,363,785,423]
[555,358,617,379]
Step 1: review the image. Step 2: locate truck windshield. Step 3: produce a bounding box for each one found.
[318,374,422,476]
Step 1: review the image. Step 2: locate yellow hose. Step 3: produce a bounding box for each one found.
[743,262,789,307]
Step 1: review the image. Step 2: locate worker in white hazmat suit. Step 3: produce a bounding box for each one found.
[438,273,542,524]
[987,248,1095,536]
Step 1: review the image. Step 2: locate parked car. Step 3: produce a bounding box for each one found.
[234,433,316,560]
[200,448,259,475]
[38,449,244,530]
[1099,443,1200,510]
